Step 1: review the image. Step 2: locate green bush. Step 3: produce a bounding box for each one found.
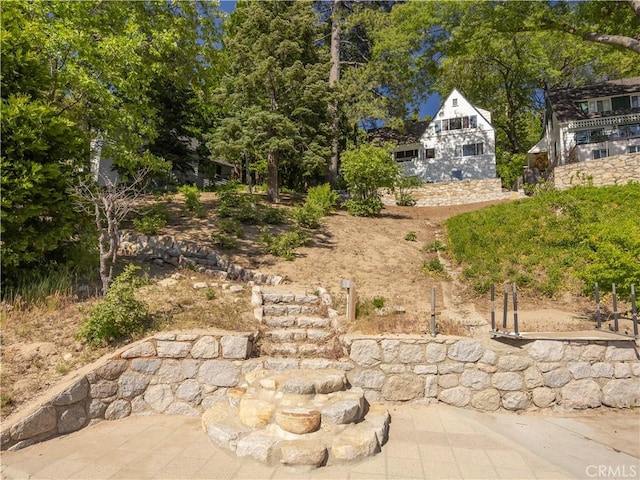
[177,184,205,217]
[133,214,167,236]
[261,207,287,225]
[404,231,417,242]
[306,183,338,215]
[343,197,384,217]
[395,176,421,206]
[340,144,399,217]
[212,233,238,249]
[422,258,446,277]
[372,296,385,308]
[76,265,149,345]
[422,240,447,252]
[258,227,308,261]
[218,218,244,237]
[291,204,323,229]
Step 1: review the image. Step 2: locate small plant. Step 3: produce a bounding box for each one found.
[258,227,308,260]
[372,296,385,308]
[306,183,338,215]
[262,207,287,225]
[205,288,216,300]
[177,184,205,217]
[404,231,417,242]
[394,176,421,206]
[422,240,447,252]
[422,258,446,277]
[212,233,238,249]
[133,214,167,236]
[218,218,244,237]
[291,204,323,229]
[76,264,150,345]
[343,197,384,217]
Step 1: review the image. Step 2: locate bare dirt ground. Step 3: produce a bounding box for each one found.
[0,192,608,420]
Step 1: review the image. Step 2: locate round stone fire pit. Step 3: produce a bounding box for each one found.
[201,368,390,467]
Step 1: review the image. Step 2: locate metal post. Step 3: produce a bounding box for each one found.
[512,282,519,335]
[502,283,509,330]
[612,283,619,332]
[430,287,437,337]
[595,283,601,330]
[632,284,638,337]
[490,284,496,331]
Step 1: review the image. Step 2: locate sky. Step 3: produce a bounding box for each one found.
[217,0,441,122]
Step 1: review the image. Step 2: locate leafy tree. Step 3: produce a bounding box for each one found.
[207,0,331,202]
[340,143,398,216]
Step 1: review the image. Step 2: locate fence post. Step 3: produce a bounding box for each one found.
[341,279,357,323]
[430,287,437,337]
[632,284,638,337]
[595,283,601,330]
[490,284,496,331]
[612,283,619,332]
[502,283,509,330]
[512,282,519,335]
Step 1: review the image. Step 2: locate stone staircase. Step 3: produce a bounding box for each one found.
[252,286,344,359]
[201,369,390,467]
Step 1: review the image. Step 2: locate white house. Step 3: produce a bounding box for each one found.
[535,77,640,167]
[391,89,496,183]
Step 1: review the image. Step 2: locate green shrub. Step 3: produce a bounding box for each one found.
[177,184,205,217]
[394,176,421,206]
[404,231,417,242]
[372,296,385,308]
[205,288,216,300]
[261,207,287,225]
[340,144,398,216]
[291,204,323,229]
[133,214,167,236]
[422,240,447,252]
[422,258,446,277]
[76,265,149,345]
[218,218,244,237]
[306,183,338,215]
[212,233,238,249]
[343,197,384,217]
[258,227,308,260]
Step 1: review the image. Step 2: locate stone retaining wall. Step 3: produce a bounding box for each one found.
[2,333,638,451]
[381,178,521,207]
[118,233,283,285]
[551,153,640,190]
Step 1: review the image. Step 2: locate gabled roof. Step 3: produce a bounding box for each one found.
[368,120,430,146]
[547,77,640,123]
[430,88,493,128]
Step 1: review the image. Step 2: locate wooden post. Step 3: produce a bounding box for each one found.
[342,279,357,322]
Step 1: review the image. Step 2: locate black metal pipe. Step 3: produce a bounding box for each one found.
[512,282,519,335]
[430,287,437,338]
[503,283,509,330]
[595,283,601,330]
[490,284,496,331]
[612,283,619,332]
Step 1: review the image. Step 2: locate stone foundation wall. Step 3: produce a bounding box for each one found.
[552,153,640,190]
[2,333,638,451]
[118,233,283,285]
[381,178,521,207]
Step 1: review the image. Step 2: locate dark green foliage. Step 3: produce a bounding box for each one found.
[258,227,308,261]
[133,213,167,236]
[446,184,640,300]
[217,218,244,237]
[261,207,287,225]
[343,197,385,217]
[291,204,324,229]
[372,296,385,308]
[77,265,150,345]
[211,233,239,249]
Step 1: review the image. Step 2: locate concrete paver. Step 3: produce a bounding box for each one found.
[1,403,638,480]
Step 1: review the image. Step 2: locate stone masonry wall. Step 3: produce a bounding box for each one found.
[381,178,521,207]
[118,233,283,285]
[552,153,640,190]
[2,333,638,451]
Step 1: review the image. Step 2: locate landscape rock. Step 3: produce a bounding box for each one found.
[165,402,201,416]
[438,362,464,374]
[439,386,471,407]
[447,340,484,362]
[560,379,601,409]
[131,358,162,375]
[238,396,275,428]
[90,380,118,399]
[121,342,156,359]
[221,336,251,359]
[276,408,321,434]
[144,384,174,413]
[331,429,379,461]
[438,374,459,389]
[426,343,447,363]
[460,369,491,390]
[532,387,556,408]
[351,369,385,390]
[350,340,382,367]
[614,363,632,379]
[568,362,592,380]
[198,360,240,387]
[397,344,425,363]
[381,374,424,401]
[497,355,532,372]
[157,341,191,358]
[605,344,637,361]
[51,378,89,406]
[543,368,572,388]
[176,379,202,403]
[424,376,438,398]
[10,406,56,441]
[95,360,128,380]
[524,367,544,388]
[471,389,501,411]
[57,405,87,434]
[591,362,614,378]
[602,379,640,408]
[502,391,530,410]
[492,372,523,391]
[280,441,328,466]
[104,399,131,420]
[526,341,564,361]
[321,400,361,425]
[118,372,150,398]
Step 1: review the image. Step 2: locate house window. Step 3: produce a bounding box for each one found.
[629,145,640,153]
[592,148,608,159]
[632,95,639,109]
[462,143,484,156]
[425,148,435,159]
[395,149,418,162]
[619,123,640,138]
[469,115,477,128]
[588,98,611,113]
[451,170,463,180]
[449,117,462,130]
[612,95,631,111]
[452,98,458,107]
[434,120,441,133]
[577,101,589,114]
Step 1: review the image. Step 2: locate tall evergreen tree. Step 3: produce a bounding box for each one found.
[207,0,331,202]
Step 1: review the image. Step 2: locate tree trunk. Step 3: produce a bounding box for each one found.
[267,149,279,203]
[327,0,342,186]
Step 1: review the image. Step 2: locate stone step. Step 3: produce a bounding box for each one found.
[262,305,320,316]
[264,328,334,343]
[262,342,341,358]
[262,292,320,305]
[263,316,331,329]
